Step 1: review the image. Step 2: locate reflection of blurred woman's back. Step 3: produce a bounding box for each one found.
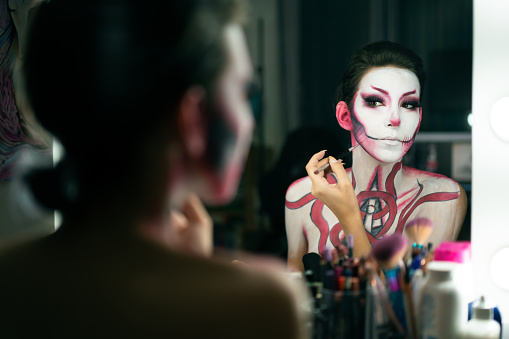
[0,1,305,337]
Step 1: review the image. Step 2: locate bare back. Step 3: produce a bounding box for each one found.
[0,228,303,338]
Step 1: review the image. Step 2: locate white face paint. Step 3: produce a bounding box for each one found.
[210,24,254,203]
[351,67,422,163]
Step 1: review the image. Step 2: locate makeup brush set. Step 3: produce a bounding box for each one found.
[301,218,435,339]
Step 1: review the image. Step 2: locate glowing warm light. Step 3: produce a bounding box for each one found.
[467,113,473,127]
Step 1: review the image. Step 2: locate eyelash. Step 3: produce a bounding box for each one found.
[402,101,420,110]
[363,96,420,110]
[364,96,384,107]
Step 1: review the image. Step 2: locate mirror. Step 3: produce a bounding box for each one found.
[0,0,473,258]
[207,0,472,259]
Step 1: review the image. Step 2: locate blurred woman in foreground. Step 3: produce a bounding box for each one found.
[0,0,308,337]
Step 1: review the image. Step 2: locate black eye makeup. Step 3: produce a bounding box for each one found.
[362,95,385,108]
[401,100,421,110]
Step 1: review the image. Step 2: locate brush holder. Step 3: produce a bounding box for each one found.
[308,286,405,339]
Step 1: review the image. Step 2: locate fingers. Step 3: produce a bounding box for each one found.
[314,157,330,175]
[164,194,213,258]
[181,193,212,228]
[168,210,187,232]
[306,151,331,192]
[328,156,349,184]
[305,150,327,175]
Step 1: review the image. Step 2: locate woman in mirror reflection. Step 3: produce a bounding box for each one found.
[285,41,467,272]
[0,0,309,337]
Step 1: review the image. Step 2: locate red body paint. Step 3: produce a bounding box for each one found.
[286,162,460,257]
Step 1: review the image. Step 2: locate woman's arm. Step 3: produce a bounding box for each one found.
[305,151,371,258]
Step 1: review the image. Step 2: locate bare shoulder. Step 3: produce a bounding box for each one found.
[401,166,467,241]
[402,165,462,193]
[285,170,346,202]
[185,259,304,338]
[0,239,306,338]
[285,176,312,202]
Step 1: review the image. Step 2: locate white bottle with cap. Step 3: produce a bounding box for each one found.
[419,261,469,339]
[464,296,500,339]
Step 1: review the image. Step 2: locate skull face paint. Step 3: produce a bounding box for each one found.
[204,24,254,204]
[351,67,422,164]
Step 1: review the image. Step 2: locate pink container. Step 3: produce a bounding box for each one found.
[434,241,471,263]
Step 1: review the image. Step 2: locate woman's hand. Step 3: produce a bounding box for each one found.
[305,150,359,223]
[305,150,371,257]
[166,193,213,258]
[144,193,213,258]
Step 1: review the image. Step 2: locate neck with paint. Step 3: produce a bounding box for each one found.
[350,138,404,193]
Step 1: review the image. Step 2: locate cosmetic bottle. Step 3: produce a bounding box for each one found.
[433,241,474,303]
[464,296,500,339]
[420,261,469,339]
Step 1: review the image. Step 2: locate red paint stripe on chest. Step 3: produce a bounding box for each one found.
[285,192,316,209]
[396,191,460,233]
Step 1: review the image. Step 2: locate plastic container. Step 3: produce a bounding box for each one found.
[433,241,475,305]
[420,261,469,339]
[464,296,500,339]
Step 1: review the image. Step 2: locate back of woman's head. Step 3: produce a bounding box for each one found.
[23,0,245,211]
[336,41,426,109]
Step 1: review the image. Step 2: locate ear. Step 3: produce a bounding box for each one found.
[176,86,207,160]
[336,101,353,131]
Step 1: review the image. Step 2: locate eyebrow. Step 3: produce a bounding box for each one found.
[371,86,388,95]
[401,90,417,97]
[370,86,418,100]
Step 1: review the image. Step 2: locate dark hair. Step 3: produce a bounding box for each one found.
[336,41,426,109]
[23,0,245,212]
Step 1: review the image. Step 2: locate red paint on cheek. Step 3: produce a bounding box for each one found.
[402,141,414,155]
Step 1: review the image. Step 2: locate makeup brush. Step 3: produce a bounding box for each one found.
[371,233,409,333]
[364,260,406,335]
[347,233,354,258]
[404,217,434,259]
[371,234,408,273]
[314,143,360,174]
[401,256,418,339]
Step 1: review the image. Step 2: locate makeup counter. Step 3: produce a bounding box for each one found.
[293,233,502,339]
